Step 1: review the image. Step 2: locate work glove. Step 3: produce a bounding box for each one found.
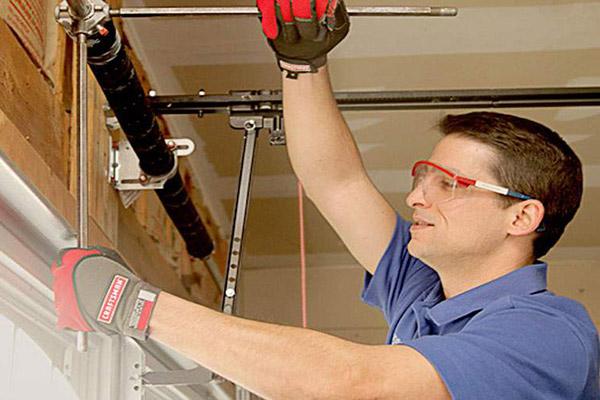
[257,0,350,78]
[51,247,161,341]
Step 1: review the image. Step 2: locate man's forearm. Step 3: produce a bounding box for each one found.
[149,292,364,399]
[283,66,367,198]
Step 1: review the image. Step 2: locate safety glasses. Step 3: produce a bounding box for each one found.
[411,160,534,205]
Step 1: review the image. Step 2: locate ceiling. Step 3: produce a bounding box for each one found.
[121,0,600,342]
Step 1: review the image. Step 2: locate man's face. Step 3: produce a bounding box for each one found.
[406,135,511,268]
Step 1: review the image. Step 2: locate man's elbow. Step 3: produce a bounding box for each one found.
[314,351,381,400]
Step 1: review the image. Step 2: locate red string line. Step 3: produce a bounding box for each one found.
[298,181,307,329]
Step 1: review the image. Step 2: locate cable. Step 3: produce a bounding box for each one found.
[298,181,307,329]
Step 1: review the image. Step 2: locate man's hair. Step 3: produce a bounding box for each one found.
[438,111,583,258]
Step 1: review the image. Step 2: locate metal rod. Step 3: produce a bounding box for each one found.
[149,87,600,115]
[221,120,259,315]
[76,32,89,353]
[67,0,92,19]
[110,6,458,18]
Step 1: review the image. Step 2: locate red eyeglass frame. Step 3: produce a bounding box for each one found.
[411,160,534,201]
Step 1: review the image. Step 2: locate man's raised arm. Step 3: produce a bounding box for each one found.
[259,0,396,273]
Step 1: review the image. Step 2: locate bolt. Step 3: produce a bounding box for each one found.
[139,174,148,183]
[166,140,176,149]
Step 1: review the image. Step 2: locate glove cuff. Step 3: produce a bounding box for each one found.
[121,281,161,340]
[277,55,327,79]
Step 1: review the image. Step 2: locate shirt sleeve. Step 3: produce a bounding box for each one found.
[361,214,438,323]
[403,306,594,400]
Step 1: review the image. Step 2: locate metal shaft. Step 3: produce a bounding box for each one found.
[67,0,92,19]
[76,32,89,353]
[110,6,457,18]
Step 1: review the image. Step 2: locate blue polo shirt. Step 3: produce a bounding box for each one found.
[362,214,599,399]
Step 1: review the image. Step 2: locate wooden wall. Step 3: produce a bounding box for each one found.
[0,3,225,308]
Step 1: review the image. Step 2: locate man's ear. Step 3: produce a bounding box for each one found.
[507,200,545,236]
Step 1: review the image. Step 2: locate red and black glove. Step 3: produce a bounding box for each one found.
[51,247,161,341]
[257,0,350,78]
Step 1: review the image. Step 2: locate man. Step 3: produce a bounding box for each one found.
[52,0,599,398]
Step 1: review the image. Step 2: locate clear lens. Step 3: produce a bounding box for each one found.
[412,163,457,204]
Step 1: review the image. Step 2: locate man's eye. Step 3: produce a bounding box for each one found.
[442,179,455,189]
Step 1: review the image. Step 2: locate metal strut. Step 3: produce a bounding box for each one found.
[222,117,261,316]
[221,115,263,400]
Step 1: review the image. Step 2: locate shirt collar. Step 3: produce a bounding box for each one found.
[428,262,548,326]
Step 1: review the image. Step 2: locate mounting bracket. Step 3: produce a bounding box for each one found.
[55,0,111,38]
[108,137,195,207]
[226,90,286,146]
[142,366,212,387]
[123,337,145,400]
[265,114,285,146]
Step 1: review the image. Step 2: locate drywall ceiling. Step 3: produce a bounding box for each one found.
[121,0,600,342]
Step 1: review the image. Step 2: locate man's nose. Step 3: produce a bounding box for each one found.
[406,181,430,209]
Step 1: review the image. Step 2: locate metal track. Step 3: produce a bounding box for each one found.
[110,6,458,18]
[149,87,600,115]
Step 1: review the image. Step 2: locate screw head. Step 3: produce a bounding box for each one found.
[148,90,157,97]
[198,89,206,97]
[244,120,256,130]
[225,288,235,298]
[139,174,148,183]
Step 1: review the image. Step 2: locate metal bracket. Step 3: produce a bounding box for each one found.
[141,366,212,387]
[55,0,111,38]
[103,103,121,131]
[122,337,145,400]
[265,115,285,146]
[224,90,286,146]
[108,137,195,207]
